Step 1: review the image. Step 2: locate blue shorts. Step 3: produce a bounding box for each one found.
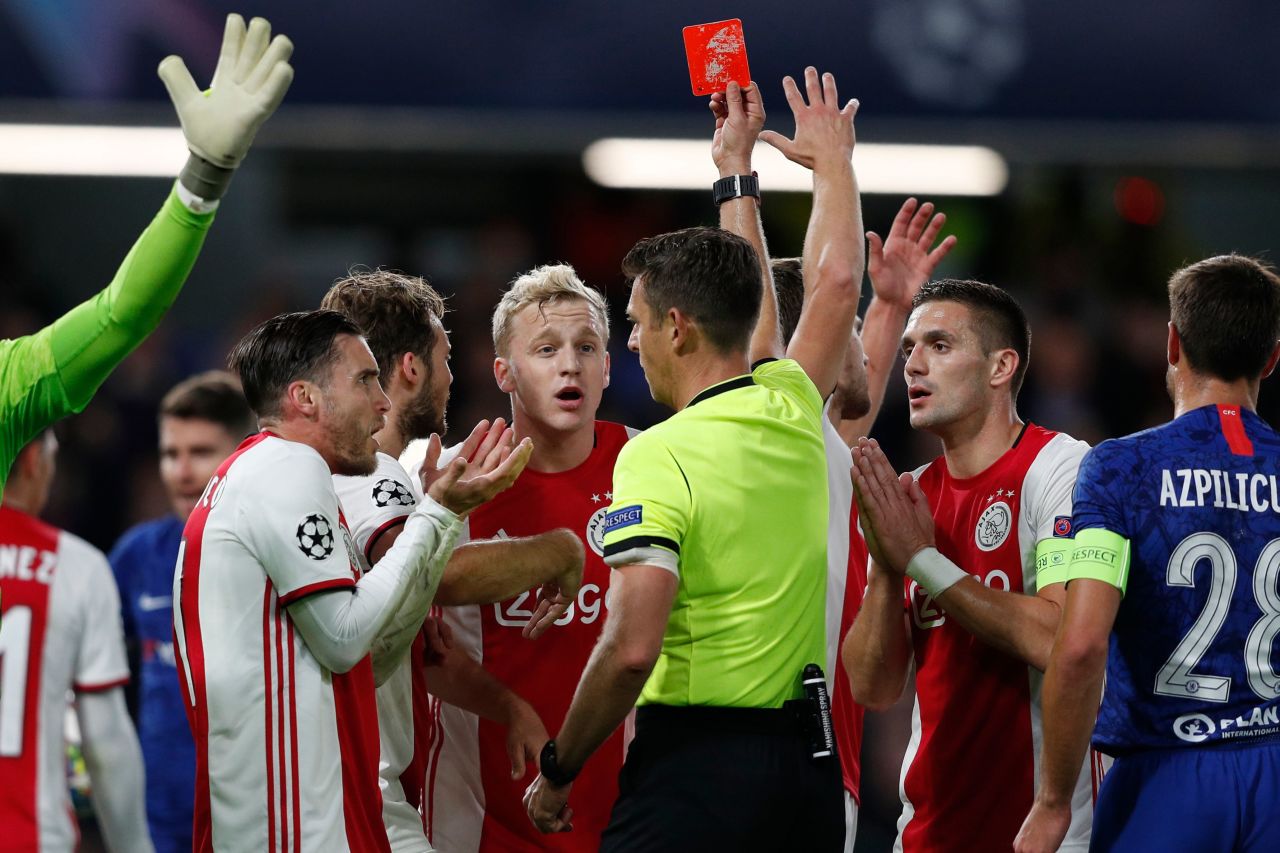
[1093,743,1280,852]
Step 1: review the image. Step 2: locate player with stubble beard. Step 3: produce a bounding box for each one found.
[173,310,530,851]
[843,280,1100,852]
[321,271,584,853]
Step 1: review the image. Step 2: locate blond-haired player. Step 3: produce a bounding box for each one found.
[409,263,636,853]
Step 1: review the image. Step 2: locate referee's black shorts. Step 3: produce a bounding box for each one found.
[600,704,846,852]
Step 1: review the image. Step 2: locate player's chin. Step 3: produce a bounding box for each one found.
[336,448,378,478]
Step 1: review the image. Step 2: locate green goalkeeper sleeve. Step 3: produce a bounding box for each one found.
[0,187,215,493]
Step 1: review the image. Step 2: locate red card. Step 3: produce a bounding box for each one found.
[682,19,751,96]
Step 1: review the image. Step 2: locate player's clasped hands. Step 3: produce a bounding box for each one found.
[850,438,936,572]
[759,67,858,171]
[419,418,534,517]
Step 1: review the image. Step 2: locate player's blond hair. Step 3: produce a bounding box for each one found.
[491,264,610,356]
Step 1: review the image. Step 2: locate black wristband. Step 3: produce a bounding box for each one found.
[712,173,760,206]
[539,739,578,786]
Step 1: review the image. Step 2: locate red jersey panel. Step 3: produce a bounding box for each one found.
[425,421,632,853]
[0,505,130,851]
[835,506,868,801]
[897,424,1093,853]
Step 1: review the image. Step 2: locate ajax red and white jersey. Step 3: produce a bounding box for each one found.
[895,424,1092,853]
[420,421,634,853]
[334,452,432,852]
[820,417,867,806]
[174,433,389,853]
[0,506,129,851]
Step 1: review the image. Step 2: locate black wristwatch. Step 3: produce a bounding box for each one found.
[712,173,760,206]
[539,739,578,786]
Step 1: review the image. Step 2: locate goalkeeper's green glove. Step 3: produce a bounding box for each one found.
[159,13,294,202]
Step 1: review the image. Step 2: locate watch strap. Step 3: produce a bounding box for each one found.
[713,173,760,206]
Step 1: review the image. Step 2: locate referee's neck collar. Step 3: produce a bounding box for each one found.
[686,372,756,408]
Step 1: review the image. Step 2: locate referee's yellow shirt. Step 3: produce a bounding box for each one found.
[602,358,830,709]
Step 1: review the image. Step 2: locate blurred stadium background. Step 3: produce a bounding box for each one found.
[2,1,1277,849]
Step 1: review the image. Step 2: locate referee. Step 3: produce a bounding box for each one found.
[524,71,862,851]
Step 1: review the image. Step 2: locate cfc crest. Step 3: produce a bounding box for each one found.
[372,478,415,508]
[296,514,336,560]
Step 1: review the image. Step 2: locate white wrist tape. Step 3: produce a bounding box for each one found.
[906,547,968,597]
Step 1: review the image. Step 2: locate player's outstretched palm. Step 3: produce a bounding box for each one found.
[851,438,936,572]
[158,13,294,168]
[420,419,534,517]
[759,67,857,172]
[868,198,957,310]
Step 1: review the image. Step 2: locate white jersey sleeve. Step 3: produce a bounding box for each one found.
[238,443,356,605]
[333,453,418,567]
[62,532,130,691]
[1021,433,1090,544]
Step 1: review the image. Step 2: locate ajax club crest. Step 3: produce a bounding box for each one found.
[975,499,1013,552]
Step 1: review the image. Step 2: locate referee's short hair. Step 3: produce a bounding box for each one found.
[228,310,363,419]
[622,226,761,354]
[1169,254,1280,382]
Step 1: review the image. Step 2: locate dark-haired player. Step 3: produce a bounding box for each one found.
[1016,255,1280,853]
[109,371,254,853]
[321,269,583,853]
[844,279,1096,851]
[172,310,529,850]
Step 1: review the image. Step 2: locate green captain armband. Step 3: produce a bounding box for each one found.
[1066,528,1132,594]
[1034,538,1075,587]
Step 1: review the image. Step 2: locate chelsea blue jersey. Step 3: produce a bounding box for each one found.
[1073,404,1280,754]
[108,514,194,839]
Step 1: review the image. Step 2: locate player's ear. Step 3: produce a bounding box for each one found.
[1167,322,1182,367]
[284,379,320,419]
[1262,340,1280,379]
[494,356,515,394]
[603,349,611,389]
[397,351,420,389]
[668,308,691,355]
[989,348,1018,390]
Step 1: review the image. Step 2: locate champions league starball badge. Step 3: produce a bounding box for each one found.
[296,514,336,560]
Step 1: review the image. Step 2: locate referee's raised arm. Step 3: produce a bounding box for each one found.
[524,70,860,853]
[760,66,864,398]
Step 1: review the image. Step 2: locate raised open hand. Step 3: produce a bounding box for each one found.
[158,13,294,170]
[419,419,534,517]
[867,198,957,310]
[758,67,857,172]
